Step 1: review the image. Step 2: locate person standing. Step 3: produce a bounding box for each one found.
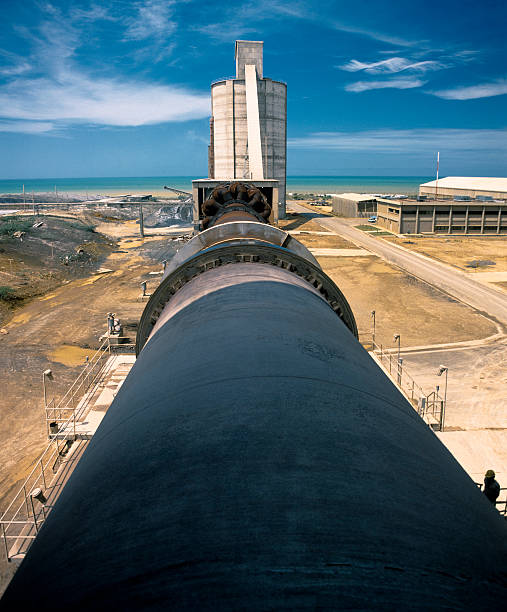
[483,470,500,505]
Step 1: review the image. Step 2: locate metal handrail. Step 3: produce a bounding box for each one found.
[1,339,114,560]
[0,435,65,559]
[370,339,444,429]
[45,338,112,436]
[474,484,507,516]
[51,338,110,411]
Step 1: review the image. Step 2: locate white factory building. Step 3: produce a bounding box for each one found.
[419,177,507,200]
[208,41,287,217]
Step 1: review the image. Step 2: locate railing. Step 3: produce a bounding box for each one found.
[45,337,111,438]
[370,339,444,430]
[1,339,114,561]
[475,484,507,516]
[0,433,71,561]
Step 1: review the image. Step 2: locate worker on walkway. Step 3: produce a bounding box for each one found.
[483,470,500,505]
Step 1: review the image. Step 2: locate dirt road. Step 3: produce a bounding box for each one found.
[287,203,507,325]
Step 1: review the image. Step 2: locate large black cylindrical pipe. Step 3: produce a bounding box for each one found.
[2,255,506,609]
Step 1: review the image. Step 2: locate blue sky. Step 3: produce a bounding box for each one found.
[0,0,506,178]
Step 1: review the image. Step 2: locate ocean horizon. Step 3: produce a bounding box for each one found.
[0,175,432,197]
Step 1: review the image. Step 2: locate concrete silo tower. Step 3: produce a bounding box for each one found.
[208,41,287,217]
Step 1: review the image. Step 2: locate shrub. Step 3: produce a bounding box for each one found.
[0,286,16,301]
[0,217,33,236]
[70,222,95,232]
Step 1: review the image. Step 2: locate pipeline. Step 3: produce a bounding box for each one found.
[2,183,506,609]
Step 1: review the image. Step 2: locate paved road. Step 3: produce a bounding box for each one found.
[288,203,507,326]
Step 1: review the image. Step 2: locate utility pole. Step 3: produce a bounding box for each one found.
[139,203,144,238]
[435,151,439,200]
[371,310,376,345]
[437,365,448,431]
[394,334,401,363]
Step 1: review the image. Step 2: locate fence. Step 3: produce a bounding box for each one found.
[0,434,75,561]
[1,338,114,561]
[475,484,507,517]
[45,337,111,438]
[371,339,444,430]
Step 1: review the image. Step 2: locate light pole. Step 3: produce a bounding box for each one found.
[371,310,376,345]
[43,369,54,436]
[393,334,401,362]
[42,369,53,409]
[437,365,448,432]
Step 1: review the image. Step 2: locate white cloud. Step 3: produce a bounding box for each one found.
[288,128,507,153]
[0,61,32,76]
[124,0,177,41]
[431,79,507,100]
[449,49,480,62]
[340,57,445,74]
[345,78,426,92]
[330,22,420,48]
[193,0,305,41]
[0,1,210,131]
[0,120,55,134]
[195,2,421,48]
[194,22,255,42]
[69,4,117,23]
[0,71,210,128]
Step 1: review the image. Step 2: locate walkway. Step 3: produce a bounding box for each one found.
[1,353,135,562]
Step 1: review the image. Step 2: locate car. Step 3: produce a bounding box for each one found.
[368,215,377,223]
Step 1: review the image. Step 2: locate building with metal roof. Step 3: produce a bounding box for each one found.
[332,193,377,217]
[377,198,507,235]
[420,177,507,200]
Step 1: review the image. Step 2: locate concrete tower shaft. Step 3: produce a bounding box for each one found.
[210,41,287,217]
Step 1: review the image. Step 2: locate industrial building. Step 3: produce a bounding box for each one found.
[332,193,377,217]
[419,177,507,200]
[377,198,507,235]
[207,41,287,217]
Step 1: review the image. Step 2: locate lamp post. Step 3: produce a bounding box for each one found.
[371,310,376,345]
[437,365,448,432]
[42,369,53,409]
[43,369,54,436]
[393,334,401,362]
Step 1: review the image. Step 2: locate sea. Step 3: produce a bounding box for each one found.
[0,176,431,197]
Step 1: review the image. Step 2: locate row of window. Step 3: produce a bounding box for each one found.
[433,225,507,232]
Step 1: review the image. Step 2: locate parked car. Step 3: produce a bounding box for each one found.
[368,215,377,223]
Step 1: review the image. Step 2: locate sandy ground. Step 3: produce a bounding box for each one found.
[0,220,185,512]
[383,234,507,272]
[286,214,498,347]
[401,341,507,431]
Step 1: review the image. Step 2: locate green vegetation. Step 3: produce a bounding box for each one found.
[0,217,34,236]
[0,286,16,301]
[70,222,95,232]
[355,225,392,236]
[290,192,331,201]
